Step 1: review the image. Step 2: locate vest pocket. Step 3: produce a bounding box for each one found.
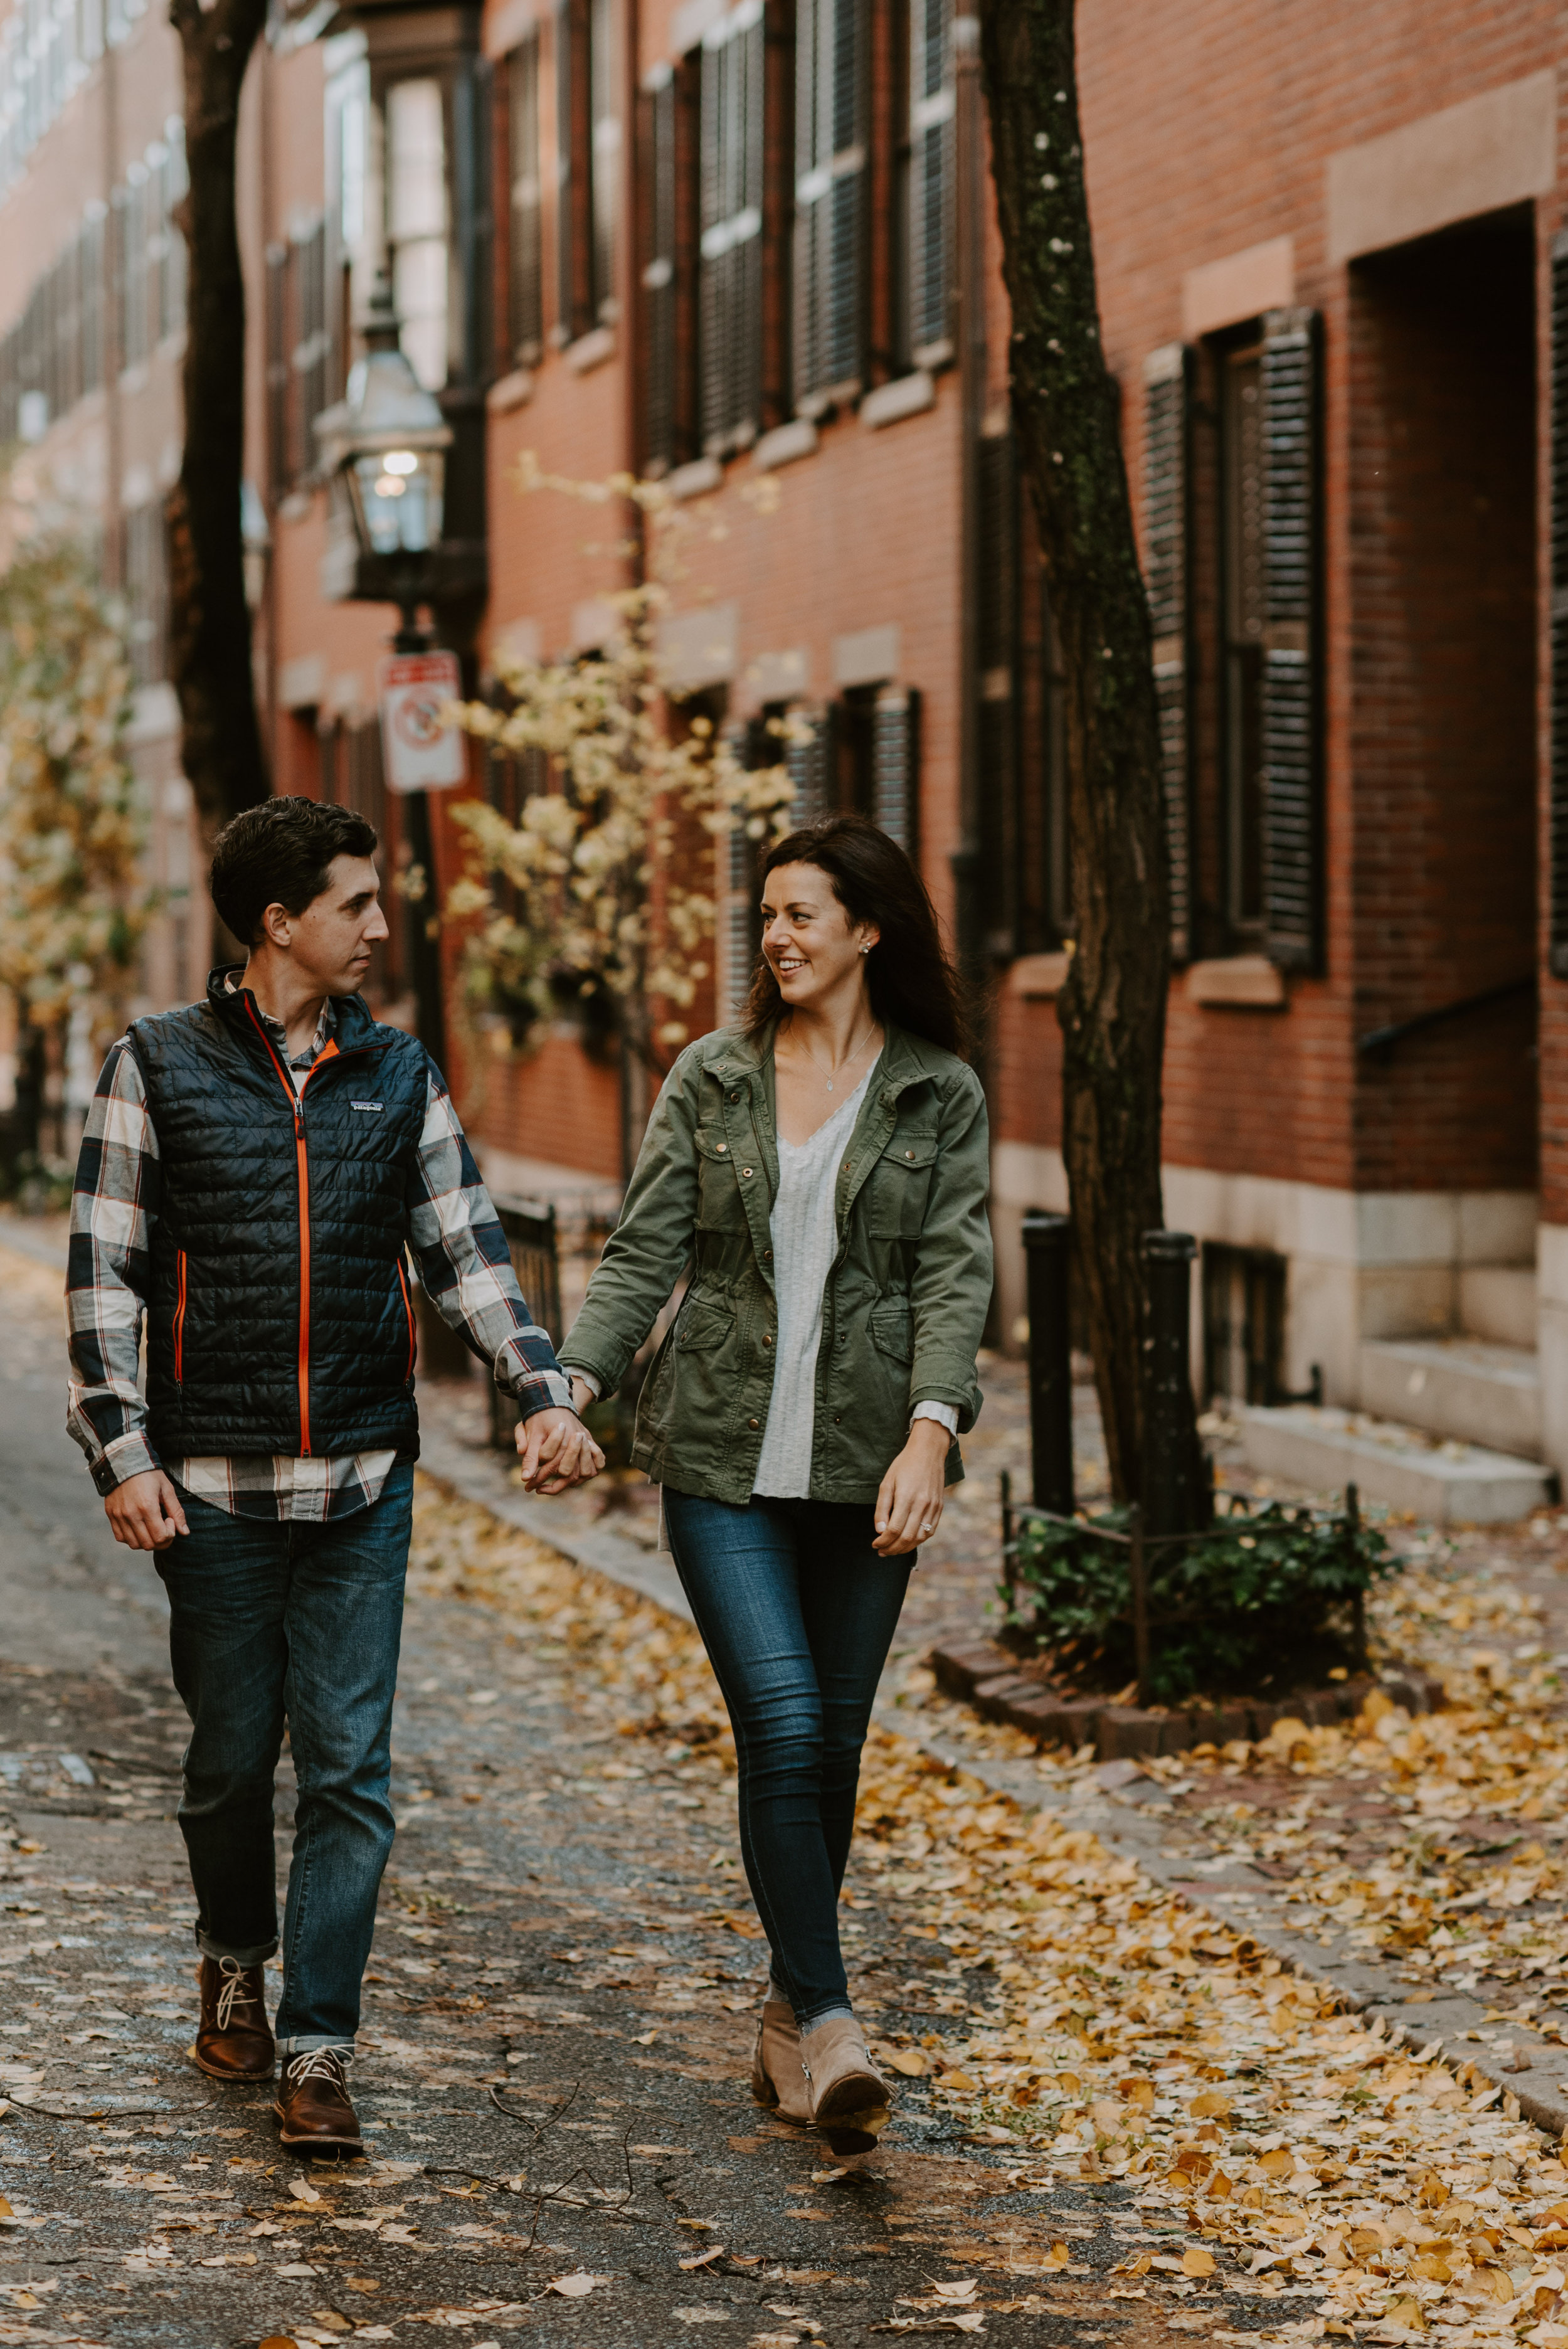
[174,1250,189,1386]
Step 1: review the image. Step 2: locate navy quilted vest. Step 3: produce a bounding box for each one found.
[128,970,428,1462]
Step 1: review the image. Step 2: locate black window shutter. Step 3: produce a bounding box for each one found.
[906,0,952,366]
[589,0,617,322]
[699,1,764,456]
[1142,340,1192,963]
[1551,234,1568,977]
[793,0,865,412]
[872,687,919,853]
[644,64,676,469]
[555,0,580,343]
[787,702,836,822]
[718,717,762,1021]
[1258,305,1323,973]
[509,33,544,365]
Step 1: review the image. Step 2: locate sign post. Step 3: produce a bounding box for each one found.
[376,649,466,1074]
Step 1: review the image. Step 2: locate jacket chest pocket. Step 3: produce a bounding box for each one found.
[694,1127,750,1233]
[864,1131,938,1236]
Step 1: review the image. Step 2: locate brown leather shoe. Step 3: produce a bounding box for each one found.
[273,2047,363,2152]
[750,1999,812,2126]
[193,1956,274,2082]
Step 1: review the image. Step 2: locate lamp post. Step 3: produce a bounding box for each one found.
[315,275,456,1072]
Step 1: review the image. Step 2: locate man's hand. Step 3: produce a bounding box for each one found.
[105,1470,189,1552]
[872,1419,950,1557]
[516,1406,606,1494]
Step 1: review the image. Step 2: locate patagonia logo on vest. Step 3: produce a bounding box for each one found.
[350,1100,384,1112]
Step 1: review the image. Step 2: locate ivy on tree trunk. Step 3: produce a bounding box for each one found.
[978,0,1180,1503]
[166,0,270,832]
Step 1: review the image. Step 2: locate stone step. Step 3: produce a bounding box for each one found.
[1237,1401,1555,1525]
[1360,1335,1540,1458]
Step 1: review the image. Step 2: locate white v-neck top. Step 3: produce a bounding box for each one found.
[751,1065,877,1498]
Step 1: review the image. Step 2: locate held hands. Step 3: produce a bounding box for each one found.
[105,1470,189,1551]
[516,1404,606,1494]
[873,1418,949,1557]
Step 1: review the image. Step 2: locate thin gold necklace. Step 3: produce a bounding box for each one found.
[796,1021,878,1093]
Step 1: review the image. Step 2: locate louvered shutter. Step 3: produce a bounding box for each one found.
[643,65,676,469]
[1551,235,1568,977]
[700,0,764,455]
[509,32,544,364]
[556,0,581,342]
[1258,306,1322,972]
[264,241,289,495]
[787,702,836,822]
[793,0,866,412]
[872,687,919,853]
[907,0,952,365]
[589,0,618,322]
[1143,341,1192,963]
[718,718,765,1020]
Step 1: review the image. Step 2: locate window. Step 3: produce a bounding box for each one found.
[977,425,1069,958]
[783,686,918,845]
[793,0,867,411]
[1202,1243,1304,1408]
[265,213,333,493]
[1220,341,1265,935]
[388,77,449,389]
[151,122,188,344]
[115,164,149,373]
[506,31,543,365]
[555,0,617,346]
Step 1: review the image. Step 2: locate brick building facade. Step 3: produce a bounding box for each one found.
[1,0,1562,1495]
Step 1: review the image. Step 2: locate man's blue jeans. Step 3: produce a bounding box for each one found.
[662,1488,910,2028]
[154,1463,413,2054]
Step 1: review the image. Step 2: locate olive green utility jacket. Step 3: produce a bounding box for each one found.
[558,1019,993,1506]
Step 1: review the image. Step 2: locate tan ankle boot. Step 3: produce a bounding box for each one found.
[750,1998,812,2126]
[800,2015,891,2156]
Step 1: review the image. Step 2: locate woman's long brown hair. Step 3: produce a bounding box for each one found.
[742,814,971,1058]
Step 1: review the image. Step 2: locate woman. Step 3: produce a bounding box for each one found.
[559,814,992,2153]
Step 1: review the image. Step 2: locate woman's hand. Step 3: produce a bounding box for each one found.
[516,1406,606,1493]
[872,1419,949,1556]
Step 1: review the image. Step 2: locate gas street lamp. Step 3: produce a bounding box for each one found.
[314,273,458,1072]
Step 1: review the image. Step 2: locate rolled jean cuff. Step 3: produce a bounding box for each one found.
[196,1929,278,1967]
[277,2035,356,2060]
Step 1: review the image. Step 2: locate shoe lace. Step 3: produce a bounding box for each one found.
[214,1957,262,2033]
[286,2046,348,2087]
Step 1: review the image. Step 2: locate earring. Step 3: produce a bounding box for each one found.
[860,945,870,956]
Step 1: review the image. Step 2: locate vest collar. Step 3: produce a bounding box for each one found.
[206,966,383,1059]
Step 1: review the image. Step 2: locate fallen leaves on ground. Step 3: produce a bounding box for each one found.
[406,1480,1568,2344]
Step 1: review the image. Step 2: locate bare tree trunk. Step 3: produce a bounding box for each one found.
[977,0,1182,1503]
[166,0,270,831]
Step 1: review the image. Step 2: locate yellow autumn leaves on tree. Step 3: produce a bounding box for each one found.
[445,457,797,1073]
[0,530,150,1054]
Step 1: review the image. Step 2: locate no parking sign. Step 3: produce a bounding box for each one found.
[377,650,467,793]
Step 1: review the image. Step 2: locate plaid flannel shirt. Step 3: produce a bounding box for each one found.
[66,990,571,1521]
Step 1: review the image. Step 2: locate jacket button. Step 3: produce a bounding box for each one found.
[716,1142,728,1153]
[905,1150,915,1160]
[729,1091,740,1103]
[761,1334,773,1348]
[742,1167,753,1178]
[748,1416,760,1429]
[833,1413,842,1424]
[763,1247,773,1260]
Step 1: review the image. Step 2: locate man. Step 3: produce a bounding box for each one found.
[66,797,601,2153]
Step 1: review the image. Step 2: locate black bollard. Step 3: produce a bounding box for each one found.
[1140,1229,1203,1539]
[1022,1209,1074,1516]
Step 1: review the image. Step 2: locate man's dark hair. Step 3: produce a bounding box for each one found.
[209,797,379,948]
